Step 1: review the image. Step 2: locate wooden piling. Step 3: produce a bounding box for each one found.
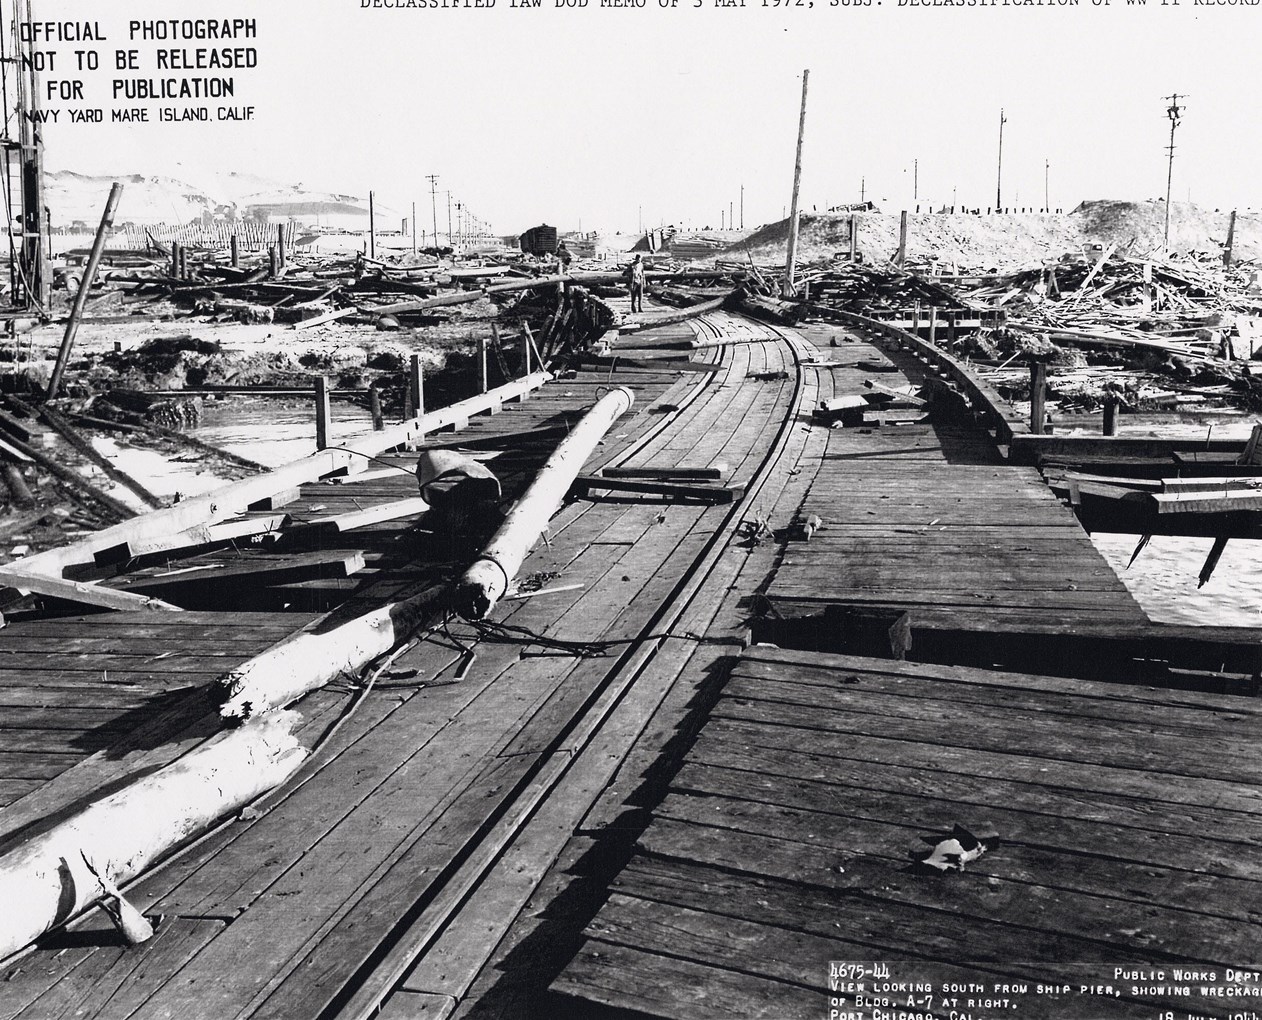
[1029,361,1047,435]
[48,182,123,399]
[269,246,278,279]
[897,211,908,267]
[477,333,488,394]
[409,355,424,419]
[230,233,239,268]
[1103,395,1118,436]
[948,310,958,344]
[1225,210,1237,268]
[170,242,180,279]
[277,224,286,270]
[848,214,857,261]
[927,306,937,346]
[369,385,384,431]
[315,376,331,451]
[178,245,187,280]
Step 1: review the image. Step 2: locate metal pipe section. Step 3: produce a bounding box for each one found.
[455,386,635,620]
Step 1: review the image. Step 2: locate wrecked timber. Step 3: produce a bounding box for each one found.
[0,227,1259,1020]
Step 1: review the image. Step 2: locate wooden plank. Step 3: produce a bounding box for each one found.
[9,918,225,1020]
[641,809,1258,968]
[715,690,1258,784]
[701,715,1262,816]
[0,570,182,612]
[673,759,1262,896]
[117,550,367,597]
[724,667,1258,737]
[597,855,1161,1014]
[553,938,816,1020]
[735,649,1262,712]
[686,735,1262,857]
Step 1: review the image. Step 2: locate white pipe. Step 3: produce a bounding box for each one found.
[455,386,635,620]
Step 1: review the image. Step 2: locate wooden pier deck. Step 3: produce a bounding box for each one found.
[553,645,1262,1019]
[0,309,810,1019]
[1,309,1257,1020]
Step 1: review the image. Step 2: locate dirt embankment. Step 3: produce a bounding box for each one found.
[729,201,1258,271]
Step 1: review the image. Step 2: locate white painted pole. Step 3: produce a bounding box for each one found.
[456,386,635,620]
[0,713,306,958]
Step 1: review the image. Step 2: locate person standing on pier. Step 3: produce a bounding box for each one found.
[626,253,645,313]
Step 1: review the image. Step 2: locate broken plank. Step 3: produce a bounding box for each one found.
[0,570,182,612]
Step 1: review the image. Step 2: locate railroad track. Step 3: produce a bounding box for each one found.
[328,311,815,1020]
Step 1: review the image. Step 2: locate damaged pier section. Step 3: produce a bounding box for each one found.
[0,210,1259,1020]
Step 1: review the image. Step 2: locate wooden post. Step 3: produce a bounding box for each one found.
[927,306,937,346]
[409,354,424,419]
[1142,261,1153,313]
[848,213,857,261]
[178,245,187,280]
[411,201,418,256]
[1029,362,1047,435]
[230,233,239,268]
[268,246,278,279]
[897,211,908,267]
[314,376,331,451]
[170,242,180,279]
[948,311,958,344]
[369,385,384,431]
[369,190,376,260]
[476,332,489,394]
[277,224,286,270]
[47,182,123,399]
[1224,210,1237,268]
[782,68,810,298]
[2,464,33,509]
[1102,395,1119,436]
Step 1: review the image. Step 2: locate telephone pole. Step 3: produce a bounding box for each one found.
[1163,93,1185,250]
[996,108,1007,210]
[426,175,439,251]
[783,68,810,297]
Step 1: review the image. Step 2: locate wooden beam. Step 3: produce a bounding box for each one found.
[572,475,744,504]
[93,515,291,568]
[122,550,367,598]
[0,569,182,612]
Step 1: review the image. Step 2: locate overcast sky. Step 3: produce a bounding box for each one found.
[27,0,1262,233]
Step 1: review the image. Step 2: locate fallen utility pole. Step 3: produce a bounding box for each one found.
[0,711,306,959]
[217,585,446,720]
[455,386,635,620]
[47,182,123,398]
[782,68,810,298]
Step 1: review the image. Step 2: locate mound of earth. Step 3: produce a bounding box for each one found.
[727,201,1258,272]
